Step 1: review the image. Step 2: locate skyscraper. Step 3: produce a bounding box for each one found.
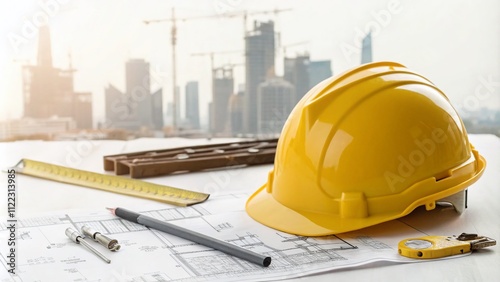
[175,86,181,125]
[284,54,310,105]
[228,88,244,136]
[23,25,92,129]
[105,84,139,129]
[257,77,294,136]
[73,92,93,129]
[361,32,372,64]
[37,25,52,67]
[104,59,163,131]
[126,59,153,128]
[309,60,333,88]
[152,89,164,130]
[185,81,200,129]
[212,67,234,135]
[105,84,123,123]
[244,21,275,134]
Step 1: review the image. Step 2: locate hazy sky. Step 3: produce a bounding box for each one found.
[1,0,499,126]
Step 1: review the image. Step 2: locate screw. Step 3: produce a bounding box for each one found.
[81,225,121,251]
[65,228,111,263]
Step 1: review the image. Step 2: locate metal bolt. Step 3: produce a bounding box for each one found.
[81,225,121,251]
[65,228,111,263]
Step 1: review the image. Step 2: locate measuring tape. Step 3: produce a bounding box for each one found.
[14,159,209,206]
[398,233,496,259]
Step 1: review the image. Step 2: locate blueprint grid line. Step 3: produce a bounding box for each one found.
[1,193,421,282]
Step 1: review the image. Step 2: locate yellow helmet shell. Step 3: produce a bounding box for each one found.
[246,62,486,236]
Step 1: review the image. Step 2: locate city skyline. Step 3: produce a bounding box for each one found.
[1,0,499,131]
[8,20,337,137]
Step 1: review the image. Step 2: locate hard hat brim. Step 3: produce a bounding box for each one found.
[246,152,486,236]
[246,184,398,236]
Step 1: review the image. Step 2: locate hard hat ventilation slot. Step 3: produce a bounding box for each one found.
[434,170,452,182]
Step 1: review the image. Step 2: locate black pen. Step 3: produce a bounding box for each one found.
[108,207,271,267]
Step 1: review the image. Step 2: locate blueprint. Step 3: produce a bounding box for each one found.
[0,193,423,282]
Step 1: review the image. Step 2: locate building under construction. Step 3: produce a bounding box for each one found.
[244,21,276,135]
[23,25,93,129]
[257,77,294,136]
[211,67,234,135]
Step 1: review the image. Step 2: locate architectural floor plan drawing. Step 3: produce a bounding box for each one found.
[1,193,424,282]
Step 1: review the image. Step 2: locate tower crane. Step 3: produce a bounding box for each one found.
[191,51,243,136]
[223,8,292,34]
[143,8,223,134]
[191,50,243,108]
[281,41,310,57]
[191,50,243,77]
[144,7,292,135]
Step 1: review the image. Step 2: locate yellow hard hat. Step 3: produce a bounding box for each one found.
[246,61,486,236]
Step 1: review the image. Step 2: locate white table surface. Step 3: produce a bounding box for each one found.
[1,134,499,281]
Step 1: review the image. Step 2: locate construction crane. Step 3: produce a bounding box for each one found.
[191,50,243,76]
[222,8,292,34]
[281,41,310,57]
[143,8,223,135]
[191,51,243,136]
[144,7,291,134]
[218,62,245,69]
[220,8,293,84]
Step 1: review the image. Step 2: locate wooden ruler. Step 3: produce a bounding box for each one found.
[15,159,209,206]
